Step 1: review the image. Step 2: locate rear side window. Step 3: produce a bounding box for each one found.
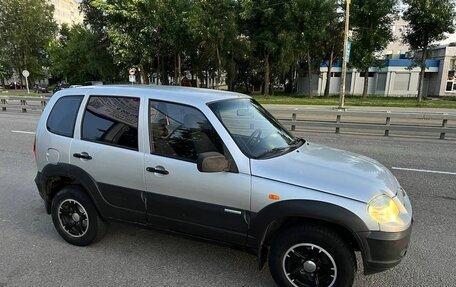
[46,95,83,137]
[81,96,140,150]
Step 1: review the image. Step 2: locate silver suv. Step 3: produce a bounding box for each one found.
[34,86,413,287]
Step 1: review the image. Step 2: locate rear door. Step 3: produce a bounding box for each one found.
[70,95,146,222]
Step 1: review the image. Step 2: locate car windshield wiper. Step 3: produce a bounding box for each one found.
[254,138,306,159]
[254,146,290,159]
[288,137,306,148]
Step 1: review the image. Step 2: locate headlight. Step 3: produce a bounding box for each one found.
[368,194,400,223]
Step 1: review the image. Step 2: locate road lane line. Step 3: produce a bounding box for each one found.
[392,167,456,175]
[11,130,35,135]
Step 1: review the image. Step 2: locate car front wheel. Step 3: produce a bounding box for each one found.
[269,224,356,287]
[51,185,106,246]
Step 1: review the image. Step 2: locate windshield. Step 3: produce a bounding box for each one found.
[209,98,303,159]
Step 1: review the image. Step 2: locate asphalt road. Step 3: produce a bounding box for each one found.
[0,111,455,287]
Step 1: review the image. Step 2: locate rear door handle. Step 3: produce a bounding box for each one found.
[73,152,92,160]
[146,167,169,175]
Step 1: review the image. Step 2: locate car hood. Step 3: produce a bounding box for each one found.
[250,142,399,203]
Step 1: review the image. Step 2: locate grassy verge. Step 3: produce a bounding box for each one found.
[0,89,49,97]
[253,94,456,109]
[3,89,456,109]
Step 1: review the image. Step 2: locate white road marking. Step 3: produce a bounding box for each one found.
[392,167,456,175]
[11,130,35,135]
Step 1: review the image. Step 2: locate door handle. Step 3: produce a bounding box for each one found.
[73,152,92,160]
[146,167,169,175]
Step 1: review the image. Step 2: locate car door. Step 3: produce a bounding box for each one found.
[70,95,146,223]
[144,100,251,245]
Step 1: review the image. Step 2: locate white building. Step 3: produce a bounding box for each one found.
[297,58,440,97]
[49,0,84,26]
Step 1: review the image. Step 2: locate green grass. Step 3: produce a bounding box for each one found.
[253,93,456,109]
[0,89,48,97]
[3,88,456,109]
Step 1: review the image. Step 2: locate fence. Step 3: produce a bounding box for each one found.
[1,96,455,140]
[0,96,49,113]
[267,107,456,140]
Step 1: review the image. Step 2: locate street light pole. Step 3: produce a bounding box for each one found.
[339,0,351,109]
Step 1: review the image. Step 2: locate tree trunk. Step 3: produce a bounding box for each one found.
[140,64,150,85]
[160,56,168,85]
[417,48,428,102]
[156,55,160,85]
[216,44,222,88]
[324,46,334,97]
[174,53,180,85]
[362,69,369,99]
[263,49,270,96]
[177,52,181,86]
[307,51,313,98]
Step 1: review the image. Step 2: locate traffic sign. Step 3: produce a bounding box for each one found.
[129,68,136,75]
[22,70,30,94]
[129,75,136,83]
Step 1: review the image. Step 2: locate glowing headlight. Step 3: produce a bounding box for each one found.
[368,195,400,223]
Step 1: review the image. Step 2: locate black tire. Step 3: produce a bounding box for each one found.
[269,224,356,287]
[51,185,107,246]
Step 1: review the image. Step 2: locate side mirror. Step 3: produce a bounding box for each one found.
[197,152,229,173]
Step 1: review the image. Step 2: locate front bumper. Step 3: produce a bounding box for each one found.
[358,222,413,275]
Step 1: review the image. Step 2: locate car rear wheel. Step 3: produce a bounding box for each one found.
[269,224,356,287]
[51,185,106,246]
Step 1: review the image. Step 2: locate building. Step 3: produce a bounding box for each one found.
[49,0,84,26]
[424,45,456,96]
[384,18,409,59]
[298,59,440,97]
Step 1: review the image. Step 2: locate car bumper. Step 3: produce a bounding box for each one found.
[358,222,413,275]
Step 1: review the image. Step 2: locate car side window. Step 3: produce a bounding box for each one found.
[149,100,224,162]
[81,96,140,150]
[47,95,83,137]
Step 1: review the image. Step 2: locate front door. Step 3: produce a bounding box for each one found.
[70,95,146,222]
[144,100,251,244]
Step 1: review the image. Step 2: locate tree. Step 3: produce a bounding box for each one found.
[350,0,397,98]
[288,0,339,97]
[48,24,121,84]
[322,11,344,97]
[188,0,239,89]
[92,0,158,84]
[240,0,289,96]
[0,0,56,84]
[403,0,456,101]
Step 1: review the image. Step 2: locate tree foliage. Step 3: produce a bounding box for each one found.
[350,0,397,98]
[0,0,57,83]
[403,0,456,101]
[48,24,121,84]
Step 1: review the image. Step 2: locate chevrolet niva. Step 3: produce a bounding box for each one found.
[34,86,412,287]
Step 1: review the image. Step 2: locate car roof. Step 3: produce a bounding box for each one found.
[61,85,251,106]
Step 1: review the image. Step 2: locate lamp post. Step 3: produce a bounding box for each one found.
[339,0,351,109]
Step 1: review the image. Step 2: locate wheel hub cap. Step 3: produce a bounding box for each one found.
[72,213,80,222]
[303,260,317,273]
[283,243,337,287]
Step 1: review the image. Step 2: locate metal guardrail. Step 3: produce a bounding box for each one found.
[0,96,49,112]
[268,107,456,140]
[1,96,455,140]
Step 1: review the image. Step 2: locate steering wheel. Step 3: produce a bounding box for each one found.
[247,129,262,146]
